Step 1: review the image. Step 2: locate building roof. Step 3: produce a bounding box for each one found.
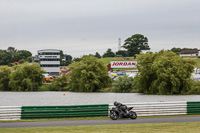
[180,50,199,54]
[37,49,61,52]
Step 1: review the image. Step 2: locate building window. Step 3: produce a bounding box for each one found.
[40,65,60,67]
[40,52,60,55]
[40,59,60,61]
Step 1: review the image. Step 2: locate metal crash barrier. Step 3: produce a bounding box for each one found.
[0,101,200,120]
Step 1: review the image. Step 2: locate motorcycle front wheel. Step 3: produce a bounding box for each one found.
[110,112,119,120]
[129,111,137,119]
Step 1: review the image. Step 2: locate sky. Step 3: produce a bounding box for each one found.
[0,0,200,57]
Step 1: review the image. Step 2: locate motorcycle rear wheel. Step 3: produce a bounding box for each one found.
[110,112,119,120]
[129,111,137,119]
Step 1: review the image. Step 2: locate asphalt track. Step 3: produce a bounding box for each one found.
[0,116,200,128]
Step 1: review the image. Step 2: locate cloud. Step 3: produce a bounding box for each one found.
[0,0,200,57]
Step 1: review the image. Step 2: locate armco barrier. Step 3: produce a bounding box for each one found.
[0,106,21,121]
[1,101,200,120]
[187,101,200,115]
[109,101,188,116]
[21,104,109,119]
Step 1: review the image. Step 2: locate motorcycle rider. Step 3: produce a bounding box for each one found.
[114,101,128,117]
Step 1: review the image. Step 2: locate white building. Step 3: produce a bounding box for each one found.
[34,49,61,77]
[179,50,200,57]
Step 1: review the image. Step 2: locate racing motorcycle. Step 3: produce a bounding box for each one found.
[109,106,137,120]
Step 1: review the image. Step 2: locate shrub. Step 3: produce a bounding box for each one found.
[111,76,135,93]
[0,66,12,91]
[39,75,69,91]
[187,80,200,94]
[9,62,46,91]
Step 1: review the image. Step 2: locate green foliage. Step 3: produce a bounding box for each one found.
[103,48,115,58]
[69,56,112,92]
[115,55,122,57]
[170,47,198,55]
[94,52,101,58]
[73,57,81,62]
[13,50,32,62]
[60,53,73,66]
[9,62,46,91]
[0,47,32,65]
[116,50,129,57]
[0,66,12,91]
[135,50,196,94]
[7,47,17,59]
[0,50,12,65]
[187,80,200,94]
[111,76,135,93]
[49,75,69,91]
[39,75,69,91]
[123,34,150,56]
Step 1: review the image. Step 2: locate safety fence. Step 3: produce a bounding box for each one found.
[0,106,21,121]
[21,104,109,120]
[109,101,188,116]
[0,101,200,121]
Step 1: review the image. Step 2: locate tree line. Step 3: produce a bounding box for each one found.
[0,51,199,94]
[0,47,32,65]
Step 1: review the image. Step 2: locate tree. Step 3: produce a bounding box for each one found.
[61,54,73,66]
[0,50,11,65]
[9,62,46,91]
[69,56,112,92]
[13,50,32,62]
[7,47,17,59]
[134,50,196,94]
[123,34,150,56]
[116,50,129,57]
[73,57,81,62]
[103,48,115,58]
[0,66,12,91]
[94,52,101,58]
[60,50,64,62]
[170,47,198,55]
[171,47,181,53]
[64,54,73,61]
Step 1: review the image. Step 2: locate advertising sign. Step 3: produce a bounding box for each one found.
[111,61,137,68]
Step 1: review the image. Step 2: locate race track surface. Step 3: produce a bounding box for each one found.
[0,116,200,128]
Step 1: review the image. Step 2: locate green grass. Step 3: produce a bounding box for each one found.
[100,57,136,66]
[100,57,137,71]
[100,57,200,69]
[1,114,200,123]
[1,122,200,133]
[194,58,200,68]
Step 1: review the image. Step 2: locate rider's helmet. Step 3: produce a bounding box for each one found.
[114,101,118,106]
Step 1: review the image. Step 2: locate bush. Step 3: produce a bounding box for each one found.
[9,62,46,91]
[0,66,12,91]
[111,76,136,93]
[187,80,200,94]
[39,75,69,91]
[198,56,200,58]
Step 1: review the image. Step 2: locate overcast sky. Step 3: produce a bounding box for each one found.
[0,0,200,57]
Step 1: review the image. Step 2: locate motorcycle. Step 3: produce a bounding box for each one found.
[109,106,137,120]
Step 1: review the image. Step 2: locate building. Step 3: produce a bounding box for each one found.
[179,50,200,57]
[33,49,61,77]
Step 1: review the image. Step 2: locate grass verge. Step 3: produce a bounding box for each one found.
[1,122,200,133]
[1,114,200,123]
